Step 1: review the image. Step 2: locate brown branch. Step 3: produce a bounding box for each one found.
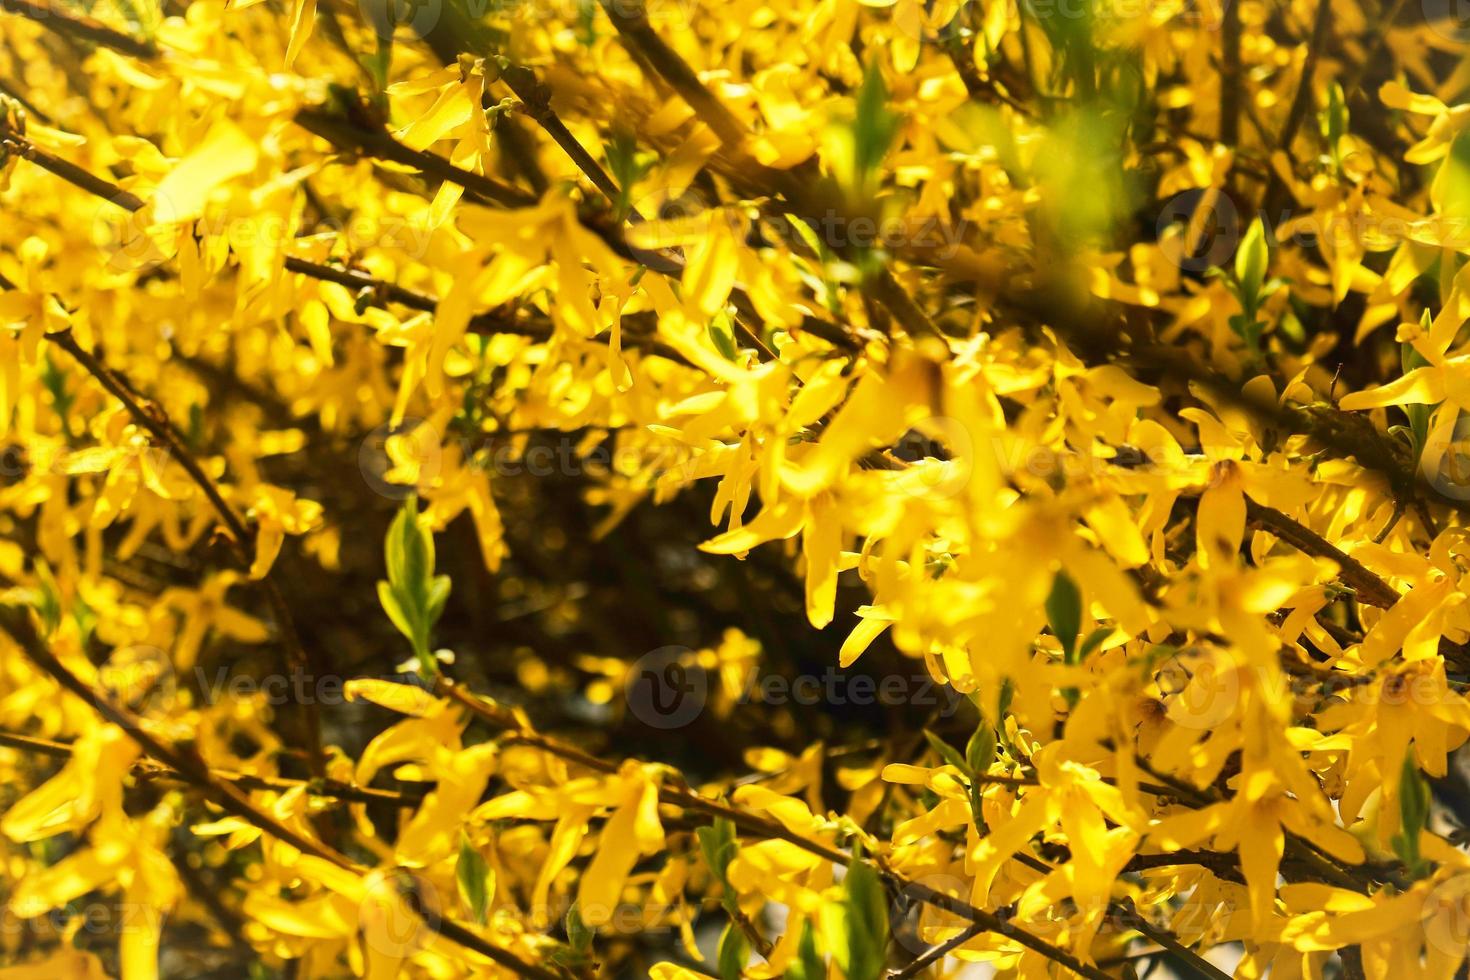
[889,923,984,980]
[1124,849,1243,883]
[1244,499,1401,608]
[440,681,1202,980]
[1275,0,1333,158]
[0,606,345,863]
[0,728,424,806]
[1261,0,1332,216]
[499,63,636,217]
[593,0,747,150]
[0,729,70,757]
[1109,899,1233,980]
[0,0,157,60]
[588,0,946,348]
[295,105,536,210]
[1,134,144,210]
[1219,0,1242,146]
[44,328,328,779]
[0,609,566,980]
[1,126,703,369]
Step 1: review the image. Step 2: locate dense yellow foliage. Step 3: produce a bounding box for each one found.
[0,0,1469,977]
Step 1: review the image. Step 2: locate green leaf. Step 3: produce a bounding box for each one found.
[384,494,412,590]
[31,561,62,638]
[1077,626,1113,663]
[965,721,997,776]
[456,833,492,925]
[377,581,415,646]
[1045,571,1083,663]
[718,922,749,980]
[850,62,900,195]
[378,494,450,677]
[1234,217,1270,315]
[699,817,741,915]
[1436,132,1470,224]
[1402,311,1436,460]
[923,729,973,778]
[425,574,452,625]
[566,903,593,954]
[1393,752,1432,877]
[784,921,824,980]
[1319,82,1347,170]
[709,313,739,361]
[840,854,889,980]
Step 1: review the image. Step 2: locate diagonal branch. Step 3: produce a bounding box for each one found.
[439,680,1233,980]
[0,729,424,806]
[889,923,984,980]
[0,0,157,59]
[0,609,567,980]
[1244,499,1401,608]
[42,327,329,780]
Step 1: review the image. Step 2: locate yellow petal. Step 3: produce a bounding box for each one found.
[285,0,317,67]
[802,494,842,629]
[1338,366,1446,410]
[343,679,442,717]
[152,121,259,225]
[681,212,738,318]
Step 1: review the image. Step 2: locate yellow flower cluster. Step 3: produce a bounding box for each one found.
[0,0,1467,976]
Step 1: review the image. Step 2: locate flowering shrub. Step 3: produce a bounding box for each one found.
[0,0,1468,976]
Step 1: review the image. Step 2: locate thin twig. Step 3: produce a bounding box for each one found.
[0,727,424,806]
[1219,0,1242,146]
[889,923,984,979]
[296,105,535,209]
[0,610,566,980]
[441,681,1206,980]
[1261,0,1332,216]
[45,328,328,779]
